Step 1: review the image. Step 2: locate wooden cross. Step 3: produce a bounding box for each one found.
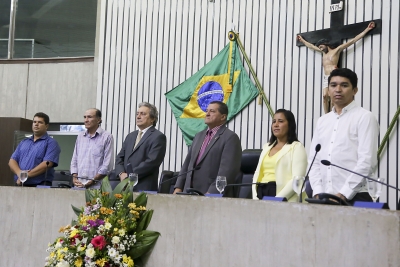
[296,0,381,47]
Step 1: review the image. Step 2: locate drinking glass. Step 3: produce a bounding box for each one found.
[367,177,385,202]
[216,176,227,194]
[129,173,139,187]
[79,171,89,186]
[20,170,28,187]
[292,176,305,195]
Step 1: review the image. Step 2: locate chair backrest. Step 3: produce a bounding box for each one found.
[158,170,179,193]
[52,170,73,188]
[237,149,262,199]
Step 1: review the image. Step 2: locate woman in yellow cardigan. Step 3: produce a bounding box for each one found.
[252,109,308,202]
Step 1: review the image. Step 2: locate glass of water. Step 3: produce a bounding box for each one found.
[129,173,139,187]
[216,176,227,194]
[20,170,28,187]
[367,177,385,202]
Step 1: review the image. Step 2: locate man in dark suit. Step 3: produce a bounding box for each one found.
[173,101,242,196]
[115,102,167,191]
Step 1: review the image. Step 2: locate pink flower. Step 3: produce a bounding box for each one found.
[91,235,106,250]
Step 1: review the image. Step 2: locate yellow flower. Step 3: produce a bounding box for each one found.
[96,258,108,267]
[58,225,71,233]
[69,229,79,238]
[102,192,110,196]
[114,193,123,199]
[56,249,64,260]
[74,257,83,267]
[79,215,99,225]
[77,244,86,252]
[100,207,114,215]
[123,255,134,267]
[128,203,136,209]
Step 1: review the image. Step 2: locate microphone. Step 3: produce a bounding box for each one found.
[320,160,400,191]
[159,166,201,186]
[299,144,321,203]
[44,161,50,185]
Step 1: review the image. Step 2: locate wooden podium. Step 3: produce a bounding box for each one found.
[0,117,32,186]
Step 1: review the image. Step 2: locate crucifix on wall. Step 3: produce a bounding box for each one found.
[296,0,382,113]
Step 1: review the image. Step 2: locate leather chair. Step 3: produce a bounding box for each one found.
[52,170,73,188]
[236,149,262,198]
[158,170,179,193]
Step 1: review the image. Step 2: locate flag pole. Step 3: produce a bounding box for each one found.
[228,31,274,117]
[377,105,400,158]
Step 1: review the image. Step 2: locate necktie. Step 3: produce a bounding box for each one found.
[134,131,143,149]
[196,131,212,165]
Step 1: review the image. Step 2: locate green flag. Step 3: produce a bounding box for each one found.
[165,41,259,145]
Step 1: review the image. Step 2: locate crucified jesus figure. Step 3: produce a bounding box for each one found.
[298,21,375,113]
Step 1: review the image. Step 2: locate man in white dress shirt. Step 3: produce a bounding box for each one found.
[308,68,379,205]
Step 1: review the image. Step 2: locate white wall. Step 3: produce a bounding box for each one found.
[0,61,96,122]
[97,0,400,208]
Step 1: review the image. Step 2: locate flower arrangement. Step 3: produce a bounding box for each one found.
[45,178,160,267]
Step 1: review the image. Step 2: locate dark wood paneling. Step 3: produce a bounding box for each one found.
[0,118,32,186]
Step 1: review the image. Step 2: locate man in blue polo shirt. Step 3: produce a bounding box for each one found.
[9,112,61,187]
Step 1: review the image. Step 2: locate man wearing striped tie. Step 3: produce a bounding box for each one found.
[115,102,167,191]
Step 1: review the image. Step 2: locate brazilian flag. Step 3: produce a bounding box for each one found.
[165,40,259,146]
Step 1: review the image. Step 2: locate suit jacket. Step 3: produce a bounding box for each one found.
[115,126,167,191]
[175,125,242,196]
[252,141,307,202]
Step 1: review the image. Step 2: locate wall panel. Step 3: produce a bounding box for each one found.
[97,0,400,207]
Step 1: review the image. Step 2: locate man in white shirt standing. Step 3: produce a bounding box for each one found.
[308,68,379,205]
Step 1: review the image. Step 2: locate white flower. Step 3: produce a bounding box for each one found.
[104,222,112,230]
[98,225,105,231]
[55,241,63,249]
[56,260,70,267]
[85,247,96,258]
[119,244,125,251]
[108,248,118,259]
[118,229,125,236]
[111,236,120,244]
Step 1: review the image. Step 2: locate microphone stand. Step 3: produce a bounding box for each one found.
[324,161,400,191]
[299,144,321,203]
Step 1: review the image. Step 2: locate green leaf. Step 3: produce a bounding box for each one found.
[128,230,160,259]
[71,204,82,217]
[110,179,130,205]
[133,192,148,207]
[85,188,97,203]
[136,210,154,232]
[101,176,112,195]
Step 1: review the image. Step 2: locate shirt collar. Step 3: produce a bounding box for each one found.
[30,132,49,140]
[207,124,224,135]
[84,126,104,137]
[332,100,357,115]
[137,125,153,134]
